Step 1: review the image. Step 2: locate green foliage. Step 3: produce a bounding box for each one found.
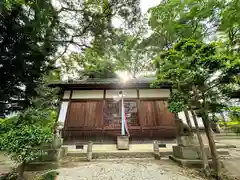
[0,170,18,180]
[39,171,59,180]
[219,120,240,135]
[167,92,187,113]
[148,0,240,54]
[0,0,60,112]
[60,50,117,79]
[228,107,240,122]
[55,0,141,55]
[147,0,215,50]
[0,108,56,163]
[1,124,53,163]
[219,121,240,126]
[60,22,154,79]
[31,73,60,110]
[154,39,236,116]
[105,26,154,77]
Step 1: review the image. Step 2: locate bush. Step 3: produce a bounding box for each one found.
[0,108,57,177]
[0,170,18,180]
[231,125,240,134]
[39,171,59,180]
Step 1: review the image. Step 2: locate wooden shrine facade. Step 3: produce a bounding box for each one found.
[51,78,177,142]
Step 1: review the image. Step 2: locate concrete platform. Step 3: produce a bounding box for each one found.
[64,142,234,152]
[169,155,224,168]
[63,143,230,161]
[64,143,175,153]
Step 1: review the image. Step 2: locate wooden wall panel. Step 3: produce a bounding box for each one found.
[85,101,103,128]
[155,101,175,126]
[67,102,86,127]
[140,100,176,127]
[66,101,103,128]
[95,101,104,127]
[64,99,176,141]
[140,101,155,126]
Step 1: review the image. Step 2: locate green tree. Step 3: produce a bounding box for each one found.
[106,26,154,78]
[60,20,154,80]
[0,73,59,179]
[218,0,240,54]
[0,0,141,114]
[147,0,216,50]
[54,0,141,56]
[60,50,117,80]
[0,0,60,113]
[1,110,56,179]
[153,39,239,177]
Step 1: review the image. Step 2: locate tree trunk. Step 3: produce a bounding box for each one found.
[17,161,25,180]
[174,113,182,144]
[184,109,193,135]
[202,111,221,177]
[190,108,210,176]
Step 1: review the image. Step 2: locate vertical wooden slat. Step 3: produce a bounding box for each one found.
[140,101,155,126]
[101,101,104,127]
[67,102,86,127]
[155,100,175,126]
[137,99,141,129]
[155,101,162,126]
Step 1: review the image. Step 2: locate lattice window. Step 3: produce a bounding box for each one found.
[104,100,138,126]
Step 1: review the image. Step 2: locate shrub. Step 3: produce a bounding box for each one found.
[39,171,59,180]
[0,108,57,178]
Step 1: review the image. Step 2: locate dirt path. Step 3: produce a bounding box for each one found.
[0,152,14,175]
[55,159,205,180]
[217,139,240,179]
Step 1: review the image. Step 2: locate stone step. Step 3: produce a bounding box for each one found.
[215,136,240,140]
[216,133,239,136]
[24,162,60,171]
[169,155,225,168]
[66,149,229,160]
[67,151,173,159]
[216,144,237,148]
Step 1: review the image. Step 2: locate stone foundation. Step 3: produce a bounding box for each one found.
[117,136,129,150]
[171,135,212,167]
[173,146,211,159]
[177,135,198,146]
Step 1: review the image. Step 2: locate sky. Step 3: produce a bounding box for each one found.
[140,0,161,14]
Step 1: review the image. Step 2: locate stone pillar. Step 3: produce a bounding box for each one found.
[153,140,160,160]
[170,135,211,167]
[117,136,129,150]
[87,141,93,161]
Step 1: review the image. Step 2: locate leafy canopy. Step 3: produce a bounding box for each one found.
[153,39,239,113]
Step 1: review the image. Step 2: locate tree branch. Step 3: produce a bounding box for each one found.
[54,44,70,61]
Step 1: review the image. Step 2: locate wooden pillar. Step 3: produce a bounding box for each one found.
[87,141,93,161]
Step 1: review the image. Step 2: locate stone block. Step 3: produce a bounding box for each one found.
[173,145,211,160]
[178,135,198,147]
[169,155,224,168]
[117,136,129,150]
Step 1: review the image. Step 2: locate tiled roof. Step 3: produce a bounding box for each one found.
[69,77,156,84]
[49,77,171,89]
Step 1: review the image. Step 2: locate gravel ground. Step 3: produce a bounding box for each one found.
[56,159,206,180]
